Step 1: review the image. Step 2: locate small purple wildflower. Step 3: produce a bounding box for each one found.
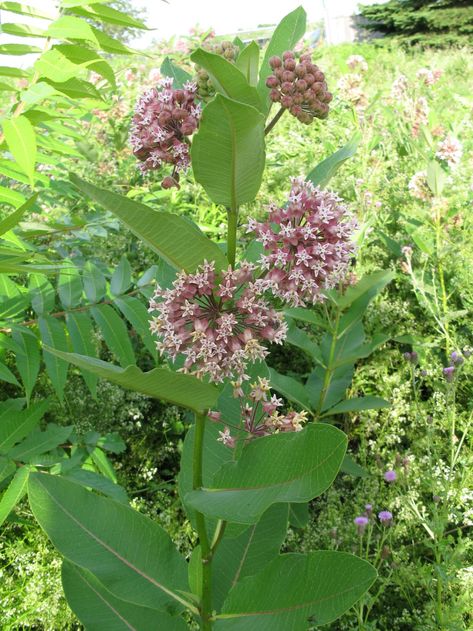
[403,351,418,364]
[450,351,464,366]
[384,470,397,483]
[365,503,373,515]
[443,366,455,382]
[378,510,393,525]
[354,515,369,534]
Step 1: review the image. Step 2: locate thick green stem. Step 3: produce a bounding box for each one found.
[317,307,341,412]
[434,201,450,356]
[193,413,212,630]
[226,208,238,268]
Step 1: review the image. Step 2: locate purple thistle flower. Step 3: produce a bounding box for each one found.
[246,178,357,307]
[149,261,287,383]
[450,351,464,366]
[378,510,393,525]
[384,470,397,483]
[443,366,455,382]
[365,503,373,515]
[354,515,369,534]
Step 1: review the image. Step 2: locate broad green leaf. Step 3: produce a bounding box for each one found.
[43,349,219,413]
[160,57,192,88]
[8,424,72,462]
[212,504,289,610]
[0,456,15,484]
[306,364,354,413]
[69,3,149,29]
[90,26,136,55]
[88,446,117,483]
[0,65,30,78]
[268,368,311,411]
[191,94,265,208]
[306,133,361,188]
[322,396,390,417]
[2,115,37,186]
[83,261,106,303]
[0,465,29,527]
[257,6,307,112]
[0,399,49,454]
[58,261,82,309]
[70,174,227,272]
[20,81,58,105]
[110,256,132,296]
[91,304,135,368]
[283,306,329,330]
[29,274,55,314]
[186,423,347,524]
[1,22,46,37]
[236,42,260,86]
[427,160,446,196]
[65,312,98,396]
[64,468,127,504]
[340,454,369,478]
[191,49,262,110]
[11,326,40,403]
[113,295,157,356]
[338,270,395,310]
[38,316,69,400]
[54,44,115,86]
[0,43,42,55]
[288,502,309,528]
[0,194,37,236]
[216,551,376,629]
[286,319,323,365]
[28,473,189,612]
[0,1,56,19]
[43,77,102,101]
[0,362,19,386]
[0,185,26,207]
[62,561,188,631]
[45,16,98,44]
[35,49,87,83]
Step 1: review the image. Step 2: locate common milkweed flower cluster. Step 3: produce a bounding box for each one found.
[210,376,308,447]
[346,54,368,73]
[436,134,462,169]
[129,77,202,186]
[246,178,357,306]
[416,68,442,86]
[149,261,287,383]
[408,170,431,201]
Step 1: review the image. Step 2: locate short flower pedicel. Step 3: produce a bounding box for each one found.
[246,178,357,306]
[149,261,287,383]
[130,77,201,187]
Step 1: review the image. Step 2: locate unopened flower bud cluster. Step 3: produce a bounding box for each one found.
[129,77,202,186]
[266,51,332,123]
[194,40,239,99]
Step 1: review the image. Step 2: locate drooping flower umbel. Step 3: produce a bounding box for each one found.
[436,134,462,169]
[129,77,201,187]
[265,51,332,124]
[246,178,357,306]
[149,261,287,383]
[210,376,307,447]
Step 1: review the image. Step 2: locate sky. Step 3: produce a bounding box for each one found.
[0,0,386,66]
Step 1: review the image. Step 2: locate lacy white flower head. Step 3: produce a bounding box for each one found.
[149,261,287,383]
[246,178,357,307]
[436,134,462,169]
[408,171,432,201]
[210,376,308,447]
[129,77,201,188]
[416,68,442,86]
[346,55,368,73]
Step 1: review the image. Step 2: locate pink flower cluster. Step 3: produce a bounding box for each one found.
[408,171,431,201]
[149,261,287,383]
[246,178,357,306]
[346,54,368,73]
[210,376,308,447]
[416,68,442,86]
[436,134,462,169]
[129,77,202,187]
[411,96,429,138]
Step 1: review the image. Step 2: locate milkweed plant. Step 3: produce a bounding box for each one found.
[27,8,379,630]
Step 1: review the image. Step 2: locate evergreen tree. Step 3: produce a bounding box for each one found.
[359,0,473,47]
